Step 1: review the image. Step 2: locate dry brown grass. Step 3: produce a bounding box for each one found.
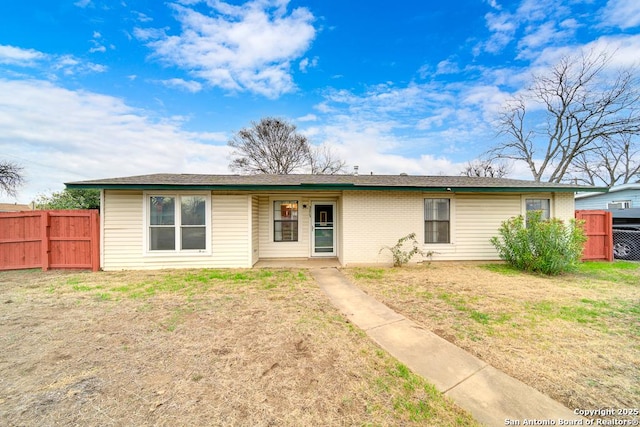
[0,268,478,427]
[343,261,640,413]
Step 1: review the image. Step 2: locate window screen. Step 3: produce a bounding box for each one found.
[425,198,450,243]
[274,201,298,242]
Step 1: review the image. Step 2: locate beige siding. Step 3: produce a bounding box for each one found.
[211,194,252,268]
[101,190,252,270]
[337,197,344,265]
[453,194,522,260]
[257,195,310,258]
[102,190,144,270]
[102,188,576,268]
[251,195,259,265]
[255,193,341,259]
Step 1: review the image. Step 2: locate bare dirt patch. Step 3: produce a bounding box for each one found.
[343,262,640,414]
[0,268,478,427]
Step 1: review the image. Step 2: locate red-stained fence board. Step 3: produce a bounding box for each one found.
[0,210,100,271]
[575,210,613,262]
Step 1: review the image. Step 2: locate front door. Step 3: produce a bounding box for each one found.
[312,202,336,257]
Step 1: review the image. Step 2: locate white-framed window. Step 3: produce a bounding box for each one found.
[145,192,210,254]
[525,198,551,220]
[274,200,298,242]
[607,200,631,209]
[424,198,450,244]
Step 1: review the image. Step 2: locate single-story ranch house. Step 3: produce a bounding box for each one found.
[65,174,605,270]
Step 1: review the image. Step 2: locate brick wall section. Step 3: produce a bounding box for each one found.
[554,192,576,222]
[342,190,424,265]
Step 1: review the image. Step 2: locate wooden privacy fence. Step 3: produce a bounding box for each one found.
[0,210,99,271]
[575,210,613,262]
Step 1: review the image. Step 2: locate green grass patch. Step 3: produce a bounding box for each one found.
[438,293,500,326]
[480,263,523,276]
[524,297,640,335]
[374,361,476,424]
[95,292,111,301]
[483,260,640,285]
[527,300,603,324]
[53,268,311,301]
[351,268,386,280]
[438,292,468,311]
[469,310,491,325]
[575,261,640,285]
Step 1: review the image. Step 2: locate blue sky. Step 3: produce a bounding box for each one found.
[1,0,639,202]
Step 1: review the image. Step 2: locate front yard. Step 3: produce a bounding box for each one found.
[0,268,477,427]
[343,261,640,412]
[1,261,637,426]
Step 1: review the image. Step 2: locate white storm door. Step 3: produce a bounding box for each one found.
[311,202,336,257]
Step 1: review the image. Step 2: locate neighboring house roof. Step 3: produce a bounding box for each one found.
[575,183,640,199]
[66,173,606,193]
[0,203,32,212]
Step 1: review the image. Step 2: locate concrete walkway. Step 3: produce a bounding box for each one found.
[310,267,584,427]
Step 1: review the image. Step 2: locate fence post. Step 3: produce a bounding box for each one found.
[604,211,613,262]
[40,211,51,271]
[90,210,100,271]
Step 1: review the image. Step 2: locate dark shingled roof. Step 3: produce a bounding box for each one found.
[66,173,607,193]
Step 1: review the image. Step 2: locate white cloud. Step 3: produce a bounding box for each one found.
[479,0,577,57]
[531,34,640,70]
[600,0,640,29]
[416,107,456,130]
[435,59,461,75]
[304,78,508,177]
[0,45,45,66]
[518,22,565,54]
[160,78,203,92]
[51,54,108,75]
[297,113,317,122]
[299,56,318,73]
[0,45,108,76]
[483,11,516,53]
[0,79,229,203]
[307,120,466,177]
[486,0,501,10]
[136,0,316,98]
[89,31,108,53]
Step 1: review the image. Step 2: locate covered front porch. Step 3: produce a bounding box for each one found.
[250,193,342,265]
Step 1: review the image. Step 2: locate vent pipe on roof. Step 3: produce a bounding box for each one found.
[353,165,359,176]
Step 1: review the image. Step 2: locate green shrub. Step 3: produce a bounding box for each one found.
[490,211,587,275]
[379,233,433,267]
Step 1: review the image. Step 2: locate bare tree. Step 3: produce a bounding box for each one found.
[489,51,640,183]
[461,159,510,178]
[309,144,347,174]
[568,135,640,186]
[228,117,346,174]
[0,160,25,197]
